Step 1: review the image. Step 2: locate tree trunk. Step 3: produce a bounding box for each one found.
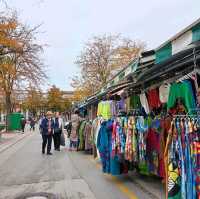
[5,92,12,114]
[5,92,12,131]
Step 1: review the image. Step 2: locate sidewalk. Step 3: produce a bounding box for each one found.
[93,158,164,199]
[128,171,165,199]
[0,131,31,154]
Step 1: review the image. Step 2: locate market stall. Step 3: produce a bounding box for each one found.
[74,19,200,199]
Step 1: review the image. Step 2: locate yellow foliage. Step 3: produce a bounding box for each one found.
[0,21,17,30]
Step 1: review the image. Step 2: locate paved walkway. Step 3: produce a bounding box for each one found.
[0,131,31,154]
[0,130,164,199]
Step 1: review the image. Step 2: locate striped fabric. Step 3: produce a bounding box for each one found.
[155,22,200,64]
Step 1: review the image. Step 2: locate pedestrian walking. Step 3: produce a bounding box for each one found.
[40,111,54,155]
[21,117,26,133]
[53,112,64,151]
[69,110,79,151]
[39,114,45,134]
[30,117,36,131]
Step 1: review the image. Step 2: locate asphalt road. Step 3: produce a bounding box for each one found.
[0,130,162,199]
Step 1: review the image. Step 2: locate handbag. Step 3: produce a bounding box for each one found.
[54,128,61,134]
[60,133,65,146]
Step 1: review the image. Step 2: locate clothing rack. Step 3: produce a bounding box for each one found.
[127,108,141,116]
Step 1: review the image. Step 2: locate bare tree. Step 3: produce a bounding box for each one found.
[72,34,145,98]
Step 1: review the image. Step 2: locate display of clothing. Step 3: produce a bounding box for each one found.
[130,95,141,109]
[97,100,116,120]
[140,93,150,114]
[97,120,121,175]
[84,121,93,150]
[74,74,200,199]
[125,97,130,113]
[116,98,126,112]
[78,120,86,150]
[70,114,79,142]
[165,118,200,199]
[147,88,162,109]
[125,116,137,162]
[167,81,196,113]
[159,84,171,104]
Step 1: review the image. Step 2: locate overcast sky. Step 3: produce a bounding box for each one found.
[1,0,200,91]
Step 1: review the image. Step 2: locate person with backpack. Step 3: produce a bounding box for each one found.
[40,111,54,155]
[53,112,64,151]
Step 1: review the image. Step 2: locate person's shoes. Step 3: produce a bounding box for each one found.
[47,152,53,155]
[42,151,45,154]
[57,148,60,151]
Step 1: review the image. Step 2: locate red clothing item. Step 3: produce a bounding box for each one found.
[147,89,162,110]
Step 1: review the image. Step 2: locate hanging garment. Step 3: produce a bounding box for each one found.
[107,120,121,175]
[97,101,116,120]
[97,120,120,175]
[130,95,142,109]
[125,117,136,162]
[136,116,149,175]
[168,129,182,199]
[84,122,93,150]
[125,97,130,112]
[147,88,162,110]
[117,98,126,112]
[191,134,200,198]
[167,81,196,113]
[97,121,110,173]
[176,121,186,199]
[140,93,150,114]
[146,128,160,176]
[159,84,171,104]
[70,114,79,142]
[78,121,86,150]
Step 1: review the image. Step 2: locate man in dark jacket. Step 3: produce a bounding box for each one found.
[40,111,54,155]
[53,112,64,151]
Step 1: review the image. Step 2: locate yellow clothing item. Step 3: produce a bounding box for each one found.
[97,101,112,120]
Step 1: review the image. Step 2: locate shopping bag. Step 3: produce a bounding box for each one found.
[60,133,65,146]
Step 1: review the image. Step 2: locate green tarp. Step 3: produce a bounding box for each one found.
[192,23,200,42]
[155,42,172,64]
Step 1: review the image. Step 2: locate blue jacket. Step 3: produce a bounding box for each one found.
[41,118,54,135]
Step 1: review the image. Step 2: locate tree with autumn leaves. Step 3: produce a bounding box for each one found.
[71,34,145,101]
[0,10,47,114]
[22,85,45,116]
[47,85,71,113]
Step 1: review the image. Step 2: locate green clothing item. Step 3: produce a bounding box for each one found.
[130,95,141,109]
[138,163,149,176]
[167,82,196,113]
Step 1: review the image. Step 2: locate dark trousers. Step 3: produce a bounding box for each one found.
[53,132,61,150]
[30,125,35,131]
[42,134,52,153]
[22,125,25,132]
